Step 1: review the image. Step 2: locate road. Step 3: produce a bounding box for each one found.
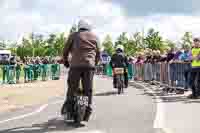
[0,76,163,133]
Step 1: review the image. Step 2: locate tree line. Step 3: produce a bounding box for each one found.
[102,29,192,56]
[0,26,193,58]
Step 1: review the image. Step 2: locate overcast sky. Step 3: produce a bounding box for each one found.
[0,0,199,42]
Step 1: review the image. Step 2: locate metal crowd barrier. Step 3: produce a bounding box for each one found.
[132,62,191,89]
[101,62,191,90]
[0,64,61,84]
[134,63,144,81]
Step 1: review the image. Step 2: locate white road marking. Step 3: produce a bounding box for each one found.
[0,100,63,124]
[133,82,173,133]
[48,130,105,133]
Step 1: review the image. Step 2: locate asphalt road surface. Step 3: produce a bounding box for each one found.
[0,76,164,133]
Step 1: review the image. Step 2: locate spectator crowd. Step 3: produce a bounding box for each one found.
[0,56,62,84]
[125,38,200,98]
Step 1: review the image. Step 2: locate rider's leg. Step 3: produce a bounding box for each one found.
[124,70,128,88]
[190,71,197,98]
[68,68,81,95]
[113,74,117,88]
[196,72,200,96]
[82,68,95,121]
[62,68,81,115]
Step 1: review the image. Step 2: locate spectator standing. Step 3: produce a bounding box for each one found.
[179,45,192,90]
[166,48,175,62]
[189,38,200,98]
[168,48,180,87]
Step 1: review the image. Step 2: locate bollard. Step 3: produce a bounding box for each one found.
[7,65,16,84]
[128,64,133,80]
[41,64,48,81]
[106,64,112,77]
[16,63,21,83]
[28,64,34,82]
[33,64,40,81]
[24,64,29,83]
[2,65,8,84]
[102,64,107,75]
[51,64,60,80]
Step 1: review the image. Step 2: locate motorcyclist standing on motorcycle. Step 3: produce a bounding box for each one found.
[110,45,129,88]
[62,19,101,122]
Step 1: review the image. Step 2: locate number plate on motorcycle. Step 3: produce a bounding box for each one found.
[76,96,89,106]
[113,68,124,74]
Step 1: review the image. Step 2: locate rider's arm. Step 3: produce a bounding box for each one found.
[110,55,115,68]
[63,34,73,67]
[95,38,101,66]
[124,56,129,67]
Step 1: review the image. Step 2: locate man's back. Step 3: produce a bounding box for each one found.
[61,20,100,122]
[63,30,100,68]
[111,52,127,68]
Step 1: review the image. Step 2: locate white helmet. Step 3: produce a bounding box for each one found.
[116,45,124,51]
[78,19,92,31]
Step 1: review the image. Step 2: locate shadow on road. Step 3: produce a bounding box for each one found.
[184,99,200,104]
[94,91,118,96]
[129,82,144,90]
[130,82,200,104]
[0,118,84,133]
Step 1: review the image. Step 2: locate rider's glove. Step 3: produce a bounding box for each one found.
[64,61,70,68]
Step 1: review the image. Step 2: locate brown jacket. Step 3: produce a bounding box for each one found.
[63,29,100,68]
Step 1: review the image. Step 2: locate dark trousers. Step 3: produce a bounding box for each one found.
[102,64,106,75]
[184,69,191,89]
[190,67,200,97]
[67,67,95,108]
[124,71,128,87]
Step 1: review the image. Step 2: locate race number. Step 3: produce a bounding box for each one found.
[77,96,89,106]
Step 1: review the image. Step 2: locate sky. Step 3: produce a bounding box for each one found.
[0,0,199,43]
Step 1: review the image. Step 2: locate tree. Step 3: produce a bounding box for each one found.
[115,32,129,55]
[145,28,164,52]
[102,35,114,55]
[132,32,145,49]
[29,32,35,57]
[115,32,145,56]
[24,37,32,56]
[165,39,176,49]
[8,42,18,55]
[45,34,57,56]
[181,32,192,48]
[0,40,6,49]
[126,38,137,56]
[54,33,65,56]
[33,34,46,57]
[47,34,56,46]
[126,32,145,55]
